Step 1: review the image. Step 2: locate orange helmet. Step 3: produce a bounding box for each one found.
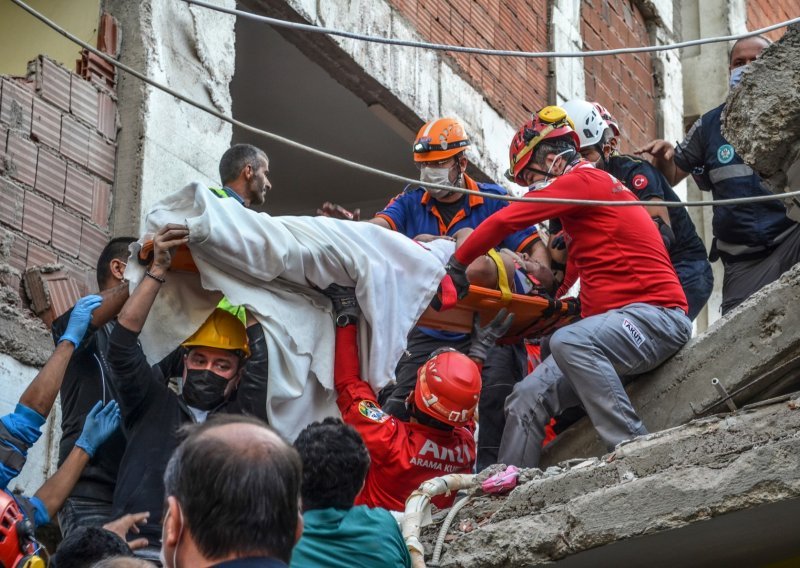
[507,106,580,184]
[413,118,470,163]
[413,350,481,427]
[181,308,251,358]
[592,102,620,136]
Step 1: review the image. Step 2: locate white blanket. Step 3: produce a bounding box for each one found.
[125,183,452,440]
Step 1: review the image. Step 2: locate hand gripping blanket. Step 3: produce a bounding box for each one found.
[125,183,451,440]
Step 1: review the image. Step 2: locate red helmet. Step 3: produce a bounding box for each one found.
[592,102,620,137]
[413,350,481,427]
[0,492,40,568]
[507,106,580,184]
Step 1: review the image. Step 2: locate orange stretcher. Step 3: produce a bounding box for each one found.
[418,285,580,342]
[138,241,198,272]
[137,240,580,340]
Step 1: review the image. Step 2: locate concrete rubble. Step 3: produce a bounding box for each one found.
[723,23,800,220]
[423,395,800,567]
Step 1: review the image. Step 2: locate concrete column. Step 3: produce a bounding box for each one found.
[106,0,236,236]
[551,0,585,104]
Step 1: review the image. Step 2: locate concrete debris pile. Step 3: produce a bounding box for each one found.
[423,396,800,567]
[724,23,800,220]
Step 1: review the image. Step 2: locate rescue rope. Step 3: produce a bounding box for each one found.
[182,0,800,60]
[10,0,800,209]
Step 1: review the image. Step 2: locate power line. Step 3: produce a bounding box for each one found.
[8,0,800,209]
[183,0,800,59]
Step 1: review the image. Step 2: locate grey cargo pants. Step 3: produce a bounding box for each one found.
[498,303,692,468]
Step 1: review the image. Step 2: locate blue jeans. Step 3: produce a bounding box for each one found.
[674,258,714,320]
[57,496,114,538]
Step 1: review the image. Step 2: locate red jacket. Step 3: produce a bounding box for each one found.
[334,325,475,511]
[455,163,688,317]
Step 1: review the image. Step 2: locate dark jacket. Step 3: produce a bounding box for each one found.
[674,104,796,260]
[52,311,183,503]
[107,322,269,545]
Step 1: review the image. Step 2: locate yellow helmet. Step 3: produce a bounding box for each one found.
[181,308,250,358]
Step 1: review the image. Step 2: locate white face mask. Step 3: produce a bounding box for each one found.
[729,65,748,89]
[420,165,458,199]
[527,149,572,190]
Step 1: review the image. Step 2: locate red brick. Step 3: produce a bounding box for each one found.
[22,190,53,244]
[35,57,71,113]
[87,132,116,181]
[92,178,111,228]
[30,97,61,150]
[26,241,57,268]
[70,75,99,127]
[0,79,34,132]
[97,92,117,140]
[0,178,25,230]
[60,114,91,166]
[0,124,7,153]
[9,235,27,274]
[34,149,67,202]
[58,257,92,296]
[64,165,94,217]
[6,133,38,187]
[52,207,82,257]
[79,220,108,264]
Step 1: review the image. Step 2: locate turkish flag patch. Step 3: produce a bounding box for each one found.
[631,174,648,191]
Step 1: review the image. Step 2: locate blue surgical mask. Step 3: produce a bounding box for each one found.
[729,65,748,89]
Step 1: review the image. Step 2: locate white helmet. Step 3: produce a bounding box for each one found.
[561,99,610,149]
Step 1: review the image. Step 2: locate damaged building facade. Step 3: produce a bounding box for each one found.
[0,0,798,562]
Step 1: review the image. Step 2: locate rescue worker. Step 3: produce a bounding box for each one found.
[214,144,272,207]
[321,118,547,470]
[442,107,693,468]
[0,295,122,567]
[639,36,800,315]
[561,99,713,320]
[107,225,269,549]
[323,284,512,511]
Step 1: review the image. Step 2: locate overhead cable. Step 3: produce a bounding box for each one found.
[182,0,800,59]
[9,0,800,209]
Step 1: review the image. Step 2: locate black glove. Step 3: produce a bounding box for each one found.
[444,255,470,300]
[469,309,515,361]
[321,284,361,327]
[653,216,675,251]
[550,231,567,251]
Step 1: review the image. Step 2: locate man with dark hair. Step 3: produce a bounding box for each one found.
[53,236,174,537]
[51,526,133,568]
[639,35,799,315]
[160,415,303,568]
[108,225,269,548]
[214,144,271,207]
[444,107,692,468]
[291,418,410,568]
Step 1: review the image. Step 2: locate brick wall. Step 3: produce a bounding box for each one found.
[387,0,549,131]
[0,55,116,319]
[581,0,657,152]
[746,1,794,42]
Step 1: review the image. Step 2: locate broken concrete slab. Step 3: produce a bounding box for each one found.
[426,395,800,567]
[723,24,800,219]
[541,261,800,466]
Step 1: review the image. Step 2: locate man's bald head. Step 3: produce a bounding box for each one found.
[729,35,771,70]
[163,415,302,564]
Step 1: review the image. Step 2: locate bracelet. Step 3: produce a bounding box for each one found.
[145,271,166,284]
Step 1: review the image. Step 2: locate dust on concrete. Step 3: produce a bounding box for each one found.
[424,397,800,567]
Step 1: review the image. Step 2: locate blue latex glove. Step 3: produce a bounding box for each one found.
[59,295,103,348]
[75,401,121,459]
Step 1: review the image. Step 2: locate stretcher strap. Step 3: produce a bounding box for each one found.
[486,249,512,303]
[431,274,459,312]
